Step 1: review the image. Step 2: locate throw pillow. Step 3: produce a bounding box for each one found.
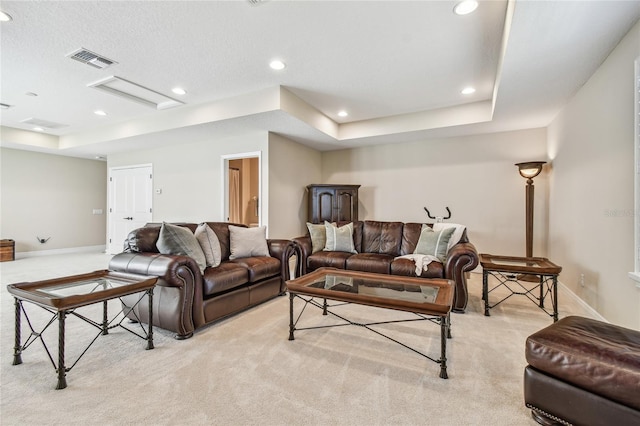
[229,225,270,260]
[323,221,357,254]
[307,222,335,254]
[413,225,455,262]
[157,222,207,272]
[194,223,222,268]
[432,222,467,251]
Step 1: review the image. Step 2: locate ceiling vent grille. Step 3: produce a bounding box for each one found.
[67,48,117,69]
[20,117,69,129]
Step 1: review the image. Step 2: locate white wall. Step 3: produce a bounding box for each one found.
[268,133,322,238]
[321,129,548,259]
[108,132,269,226]
[0,148,107,253]
[548,20,640,328]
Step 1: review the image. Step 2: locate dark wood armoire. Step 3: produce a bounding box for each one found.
[306,184,360,224]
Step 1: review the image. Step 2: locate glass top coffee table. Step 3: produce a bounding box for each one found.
[8,270,157,389]
[480,254,562,322]
[286,267,454,379]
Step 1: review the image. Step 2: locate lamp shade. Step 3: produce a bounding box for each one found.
[516,161,546,179]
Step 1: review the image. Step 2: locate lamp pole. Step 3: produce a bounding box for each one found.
[525,177,534,258]
[515,161,546,281]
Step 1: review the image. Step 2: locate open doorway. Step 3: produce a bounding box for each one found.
[222,152,261,227]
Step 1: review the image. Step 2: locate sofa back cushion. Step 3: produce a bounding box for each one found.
[126,225,161,253]
[400,223,430,255]
[362,221,403,255]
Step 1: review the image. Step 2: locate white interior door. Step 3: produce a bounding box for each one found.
[108,165,153,254]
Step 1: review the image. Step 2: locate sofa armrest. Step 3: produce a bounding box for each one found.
[267,239,297,286]
[291,236,312,277]
[108,252,203,338]
[444,242,479,312]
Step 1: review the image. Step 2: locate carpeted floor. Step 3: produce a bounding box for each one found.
[0,252,596,425]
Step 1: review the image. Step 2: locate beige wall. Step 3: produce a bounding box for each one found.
[268,133,322,238]
[0,148,107,253]
[548,20,640,328]
[108,132,269,226]
[321,129,549,259]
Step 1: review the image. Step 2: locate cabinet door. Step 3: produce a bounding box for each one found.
[335,189,357,222]
[316,190,335,223]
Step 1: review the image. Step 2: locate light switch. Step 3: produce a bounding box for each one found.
[92,209,103,215]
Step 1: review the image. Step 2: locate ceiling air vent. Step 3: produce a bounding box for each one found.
[20,117,69,129]
[67,48,117,69]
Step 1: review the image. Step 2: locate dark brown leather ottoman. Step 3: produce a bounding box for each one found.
[524,316,640,425]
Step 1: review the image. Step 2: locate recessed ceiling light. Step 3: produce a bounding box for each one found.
[172,87,187,95]
[0,11,13,22]
[461,87,476,95]
[269,60,286,70]
[338,111,348,117]
[25,92,38,97]
[94,110,107,116]
[0,103,12,109]
[33,127,44,132]
[453,0,478,15]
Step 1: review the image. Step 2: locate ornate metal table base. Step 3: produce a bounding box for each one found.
[480,254,561,323]
[12,289,154,390]
[9,270,157,390]
[482,271,558,321]
[288,293,451,379]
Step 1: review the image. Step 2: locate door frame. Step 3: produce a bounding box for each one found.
[221,151,262,226]
[107,163,153,254]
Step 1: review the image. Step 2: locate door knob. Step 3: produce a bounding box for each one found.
[123,217,133,220]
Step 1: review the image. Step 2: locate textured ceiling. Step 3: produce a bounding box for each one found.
[0,0,639,158]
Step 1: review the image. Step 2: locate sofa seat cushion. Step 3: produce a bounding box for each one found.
[526,316,640,411]
[345,253,393,274]
[229,256,280,283]
[308,251,352,271]
[390,258,444,278]
[202,262,248,297]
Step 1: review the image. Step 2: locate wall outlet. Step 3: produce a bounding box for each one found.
[580,273,585,287]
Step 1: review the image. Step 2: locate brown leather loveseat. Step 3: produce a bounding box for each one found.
[109,222,295,339]
[292,220,479,312]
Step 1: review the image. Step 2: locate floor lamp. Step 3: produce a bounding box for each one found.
[516,161,546,281]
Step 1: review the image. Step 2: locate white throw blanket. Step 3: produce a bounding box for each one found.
[395,253,440,276]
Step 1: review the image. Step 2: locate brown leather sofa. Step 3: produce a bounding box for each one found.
[292,220,479,312]
[525,316,640,425]
[108,222,295,339]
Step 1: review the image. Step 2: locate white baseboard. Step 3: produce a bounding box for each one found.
[557,281,608,322]
[15,245,107,259]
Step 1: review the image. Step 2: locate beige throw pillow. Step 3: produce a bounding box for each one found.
[229,225,270,259]
[307,222,335,254]
[323,221,357,254]
[157,222,207,272]
[432,222,466,251]
[195,223,222,268]
[413,225,455,262]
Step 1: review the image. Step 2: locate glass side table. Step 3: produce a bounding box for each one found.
[479,254,562,322]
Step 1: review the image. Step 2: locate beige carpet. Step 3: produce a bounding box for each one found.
[0,252,596,425]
